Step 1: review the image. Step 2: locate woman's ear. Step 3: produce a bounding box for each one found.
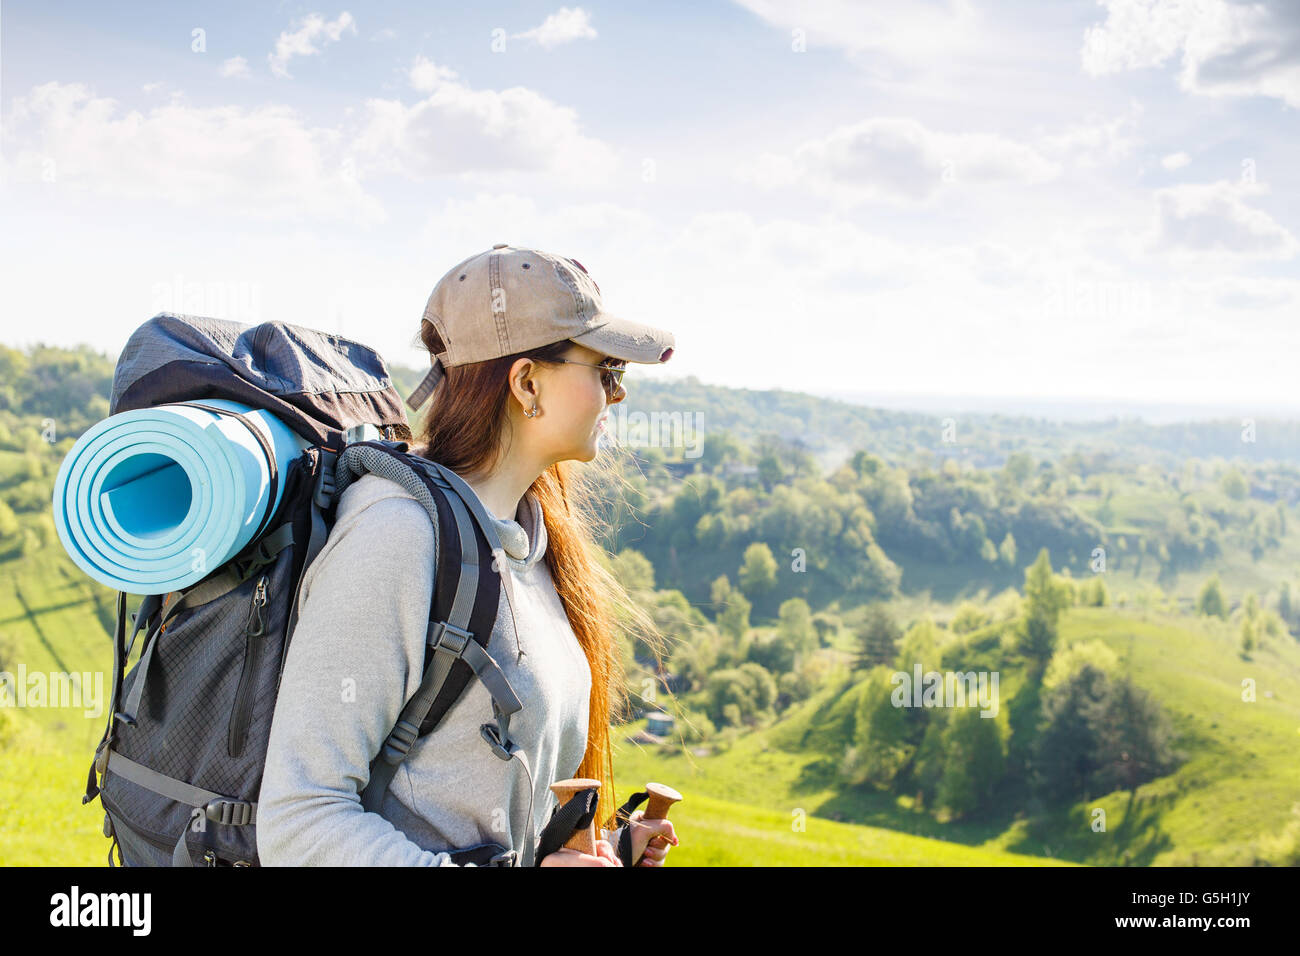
[509,357,539,411]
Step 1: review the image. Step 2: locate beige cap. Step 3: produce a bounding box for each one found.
[406,243,675,412]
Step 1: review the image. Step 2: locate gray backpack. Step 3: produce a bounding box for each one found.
[82,313,542,866]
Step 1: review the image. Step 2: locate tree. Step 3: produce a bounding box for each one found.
[1091,675,1179,797]
[843,667,916,788]
[705,663,778,726]
[1279,581,1296,635]
[1241,617,1257,654]
[999,532,1017,568]
[611,549,656,594]
[936,707,1005,820]
[1219,467,1247,501]
[1196,573,1227,619]
[851,450,883,477]
[1043,638,1119,691]
[718,586,752,642]
[811,612,840,647]
[710,574,732,612]
[746,630,795,675]
[1081,576,1109,607]
[1014,549,1070,673]
[776,598,816,665]
[1032,664,1109,805]
[1243,590,1259,620]
[951,602,991,635]
[0,346,28,412]
[738,541,778,597]
[1003,452,1034,487]
[699,429,744,474]
[894,617,940,673]
[856,603,902,669]
[1033,664,1178,805]
[757,450,784,490]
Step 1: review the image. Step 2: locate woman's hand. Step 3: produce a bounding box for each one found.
[538,838,622,867]
[626,810,679,866]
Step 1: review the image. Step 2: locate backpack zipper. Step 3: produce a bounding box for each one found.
[227,575,268,758]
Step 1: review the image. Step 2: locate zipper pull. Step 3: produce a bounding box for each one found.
[246,576,267,637]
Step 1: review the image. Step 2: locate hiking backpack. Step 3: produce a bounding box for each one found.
[79,312,577,867]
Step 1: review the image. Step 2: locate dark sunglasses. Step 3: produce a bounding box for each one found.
[550,357,626,400]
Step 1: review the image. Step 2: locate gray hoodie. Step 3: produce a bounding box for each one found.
[257,471,624,865]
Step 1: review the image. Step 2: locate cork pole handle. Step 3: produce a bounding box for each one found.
[548,777,602,857]
[637,782,682,861]
[643,782,682,821]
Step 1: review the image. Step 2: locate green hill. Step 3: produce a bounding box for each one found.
[614,604,1300,866]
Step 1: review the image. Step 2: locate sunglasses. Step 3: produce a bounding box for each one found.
[550,357,627,400]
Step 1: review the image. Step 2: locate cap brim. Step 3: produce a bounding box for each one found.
[568,311,675,364]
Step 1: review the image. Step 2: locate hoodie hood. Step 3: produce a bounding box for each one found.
[491,489,547,573]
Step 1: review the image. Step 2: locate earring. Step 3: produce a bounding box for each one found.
[525,404,539,418]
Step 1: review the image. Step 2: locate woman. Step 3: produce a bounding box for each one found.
[258,244,680,867]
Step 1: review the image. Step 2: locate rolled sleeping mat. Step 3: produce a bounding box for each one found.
[52,399,311,595]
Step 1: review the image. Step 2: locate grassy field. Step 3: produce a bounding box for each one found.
[4,536,1298,866]
[0,547,126,866]
[0,546,1055,866]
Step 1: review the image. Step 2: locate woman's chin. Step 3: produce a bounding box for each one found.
[557,439,600,463]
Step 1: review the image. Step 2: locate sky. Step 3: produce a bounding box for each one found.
[1,0,1298,416]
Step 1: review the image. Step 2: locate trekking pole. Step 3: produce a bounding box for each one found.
[548,777,602,857]
[635,782,682,862]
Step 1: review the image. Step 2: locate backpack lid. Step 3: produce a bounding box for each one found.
[110,313,411,449]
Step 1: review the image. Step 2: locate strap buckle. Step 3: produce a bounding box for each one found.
[428,620,472,655]
[488,848,518,867]
[94,739,111,774]
[379,718,420,765]
[205,798,255,827]
[479,722,513,762]
[314,449,338,509]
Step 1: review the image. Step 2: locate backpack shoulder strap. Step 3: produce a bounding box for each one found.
[342,443,526,827]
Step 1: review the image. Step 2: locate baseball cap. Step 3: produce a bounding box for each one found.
[405,243,675,412]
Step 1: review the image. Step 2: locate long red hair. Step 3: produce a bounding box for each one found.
[409,320,663,833]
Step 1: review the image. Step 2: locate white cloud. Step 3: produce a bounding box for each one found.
[220,56,251,79]
[1036,101,1142,168]
[1148,180,1298,260]
[737,117,1060,204]
[1208,275,1300,310]
[731,0,982,61]
[512,7,598,48]
[269,11,357,78]
[1161,151,1191,169]
[355,57,619,183]
[3,81,383,224]
[408,55,458,93]
[1083,0,1300,108]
